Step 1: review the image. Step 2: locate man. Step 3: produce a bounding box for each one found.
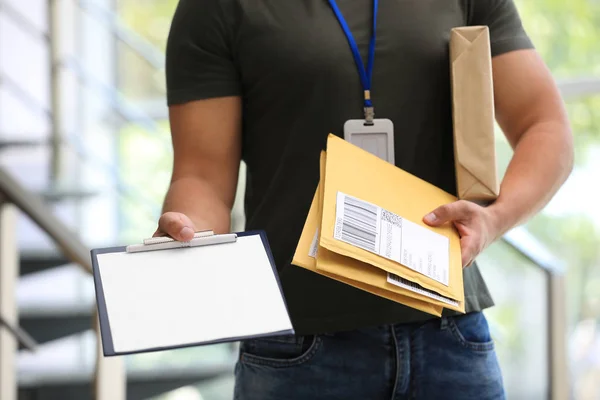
[158,0,573,398]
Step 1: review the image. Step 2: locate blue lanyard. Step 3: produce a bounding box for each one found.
[328,0,379,123]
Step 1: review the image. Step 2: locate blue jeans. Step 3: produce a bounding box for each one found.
[233,311,505,400]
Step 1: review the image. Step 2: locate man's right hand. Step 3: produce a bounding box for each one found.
[154,211,197,242]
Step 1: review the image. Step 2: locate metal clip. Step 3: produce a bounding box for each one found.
[126,231,237,253]
[364,106,375,125]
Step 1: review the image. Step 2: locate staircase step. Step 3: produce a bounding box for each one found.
[20,251,71,275]
[17,265,236,398]
[19,316,92,348]
[18,264,95,345]
[18,330,236,400]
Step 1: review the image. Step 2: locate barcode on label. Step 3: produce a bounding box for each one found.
[337,195,378,253]
[334,191,450,286]
[387,273,459,307]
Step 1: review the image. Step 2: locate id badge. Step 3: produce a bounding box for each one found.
[343,118,395,164]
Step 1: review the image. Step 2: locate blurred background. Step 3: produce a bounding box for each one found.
[0,0,598,399]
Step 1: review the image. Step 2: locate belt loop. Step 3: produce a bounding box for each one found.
[439,316,449,330]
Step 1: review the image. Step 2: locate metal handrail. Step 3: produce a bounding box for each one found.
[0,74,50,119]
[0,69,163,221]
[501,227,565,275]
[0,166,126,400]
[0,315,37,351]
[0,79,159,221]
[0,168,92,273]
[0,2,49,43]
[559,77,600,99]
[500,225,567,400]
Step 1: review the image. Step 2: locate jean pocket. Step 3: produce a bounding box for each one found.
[239,334,323,368]
[447,312,495,352]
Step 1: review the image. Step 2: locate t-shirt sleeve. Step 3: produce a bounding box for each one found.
[468,0,535,57]
[165,0,241,106]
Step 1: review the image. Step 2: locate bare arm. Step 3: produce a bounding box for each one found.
[488,49,574,234]
[156,96,242,240]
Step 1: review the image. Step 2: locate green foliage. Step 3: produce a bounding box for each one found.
[567,96,600,159]
[116,0,178,99]
[528,213,600,323]
[515,0,600,148]
[528,213,600,264]
[117,0,178,49]
[118,120,172,242]
[516,0,600,77]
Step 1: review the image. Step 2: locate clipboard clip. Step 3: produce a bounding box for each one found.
[126,230,238,253]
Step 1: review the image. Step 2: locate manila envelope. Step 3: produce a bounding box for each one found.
[292,152,443,316]
[314,152,453,313]
[450,26,499,202]
[319,135,465,310]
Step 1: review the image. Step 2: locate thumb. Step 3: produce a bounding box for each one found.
[156,212,196,242]
[423,202,465,227]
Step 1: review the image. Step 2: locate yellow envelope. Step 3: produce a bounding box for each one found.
[319,135,465,311]
[450,26,499,202]
[315,150,450,312]
[292,153,443,316]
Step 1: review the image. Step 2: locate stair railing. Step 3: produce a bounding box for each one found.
[0,315,37,352]
[0,167,125,400]
[501,228,568,400]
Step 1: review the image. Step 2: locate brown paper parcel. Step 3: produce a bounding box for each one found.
[450,26,499,202]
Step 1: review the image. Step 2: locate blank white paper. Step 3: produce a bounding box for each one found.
[96,235,293,354]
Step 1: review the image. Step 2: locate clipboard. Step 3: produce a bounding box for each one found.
[92,230,294,356]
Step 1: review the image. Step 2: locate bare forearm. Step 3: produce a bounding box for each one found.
[488,121,573,236]
[162,176,233,234]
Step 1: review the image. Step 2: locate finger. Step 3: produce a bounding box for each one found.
[423,201,472,227]
[158,212,196,242]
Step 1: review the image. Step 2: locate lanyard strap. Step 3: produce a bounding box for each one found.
[328,0,379,123]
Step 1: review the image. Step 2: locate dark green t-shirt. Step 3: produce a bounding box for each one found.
[165,0,534,334]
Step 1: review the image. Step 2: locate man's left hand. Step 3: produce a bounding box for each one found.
[423,201,503,268]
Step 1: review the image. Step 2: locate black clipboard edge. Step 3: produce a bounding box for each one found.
[99,328,295,357]
[90,230,295,357]
[91,245,125,356]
